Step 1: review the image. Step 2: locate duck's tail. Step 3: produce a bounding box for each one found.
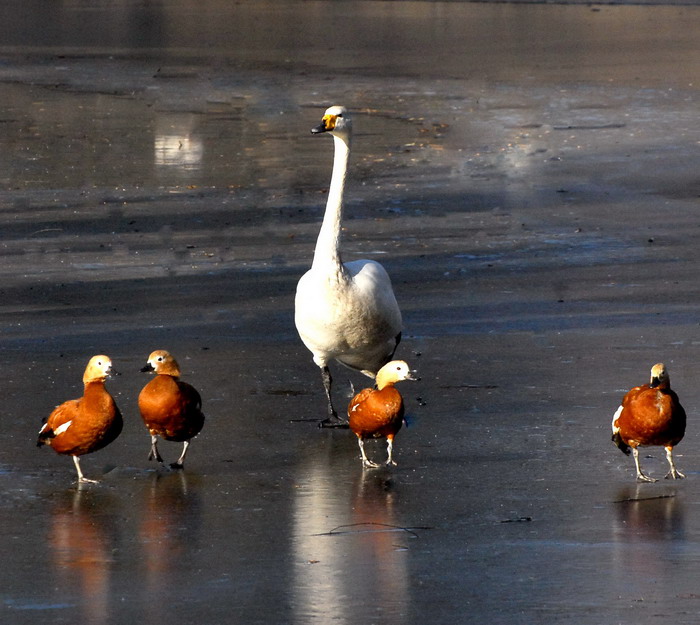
[36,422,54,448]
[611,431,631,456]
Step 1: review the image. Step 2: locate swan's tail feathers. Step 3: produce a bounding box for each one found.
[612,432,631,456]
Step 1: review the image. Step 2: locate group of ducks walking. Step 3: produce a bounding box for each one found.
[35,105,685,484]
[37,105,417,483]
[37,351,205,483]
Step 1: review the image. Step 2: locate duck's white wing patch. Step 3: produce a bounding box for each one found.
[53,420,73,436]
[611,405,623,433]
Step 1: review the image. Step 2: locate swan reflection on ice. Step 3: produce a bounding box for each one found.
[291,450,410,624]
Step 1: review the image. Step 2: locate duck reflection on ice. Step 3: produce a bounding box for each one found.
[48,471,203,625]
[611,484,685,600]
[48,486,119,625]
[612,485,685,543]
[292,447,410,624]
[138,470,202,591]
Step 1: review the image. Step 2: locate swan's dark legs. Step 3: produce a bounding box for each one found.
[390,331,402,359]
[319,366,348,428]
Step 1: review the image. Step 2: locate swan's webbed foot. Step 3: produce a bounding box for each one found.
[318,416,349,429]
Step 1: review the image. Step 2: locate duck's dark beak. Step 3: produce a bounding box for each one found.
[407,370,420,381]
[311,122,328,134]
[140,363,155,373]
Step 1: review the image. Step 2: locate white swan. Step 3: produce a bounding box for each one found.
[295,105,402,427]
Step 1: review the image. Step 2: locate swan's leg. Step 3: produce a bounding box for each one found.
[318,366,347,428]
[633,447,656,482]
[385,436,397,466]
[664,445,685,479]
[390,331,402,358]
[321,366,337,417]
[170,441,190,470]
[358,438,379,468]
[73,456,98,484]
[148,435,164,463]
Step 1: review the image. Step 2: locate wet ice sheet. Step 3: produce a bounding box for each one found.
[1,1,700,624]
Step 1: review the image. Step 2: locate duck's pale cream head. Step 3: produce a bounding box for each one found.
[649,362,669,388]
[376,360,417,389]
[311,105,351,137]
[83,355,114,384]
[142,350,181,377]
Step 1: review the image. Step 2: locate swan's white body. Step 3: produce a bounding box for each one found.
[295,106,402,424]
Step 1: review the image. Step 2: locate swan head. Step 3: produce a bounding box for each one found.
[311,105,351,137]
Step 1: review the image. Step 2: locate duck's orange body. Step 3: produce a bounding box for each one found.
[348,360,416,467]
[350,386,404,441]
[138,350,204,469]
[37,355,122,483]
[612,363,686,482]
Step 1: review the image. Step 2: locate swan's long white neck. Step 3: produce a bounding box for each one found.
[312,132,350,272]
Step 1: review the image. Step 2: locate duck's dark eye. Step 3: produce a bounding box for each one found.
[157,356,163,362]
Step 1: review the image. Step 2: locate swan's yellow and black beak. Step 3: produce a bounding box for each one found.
[311,113,337,135]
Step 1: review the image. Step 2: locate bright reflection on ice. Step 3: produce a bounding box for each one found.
[291,448,410,624]
[154,114,204,171]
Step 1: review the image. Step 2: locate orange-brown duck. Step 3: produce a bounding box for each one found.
[37,355,122,483]
[138,350,204,469]
[348,360,416,468]
[612,363,686,482]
